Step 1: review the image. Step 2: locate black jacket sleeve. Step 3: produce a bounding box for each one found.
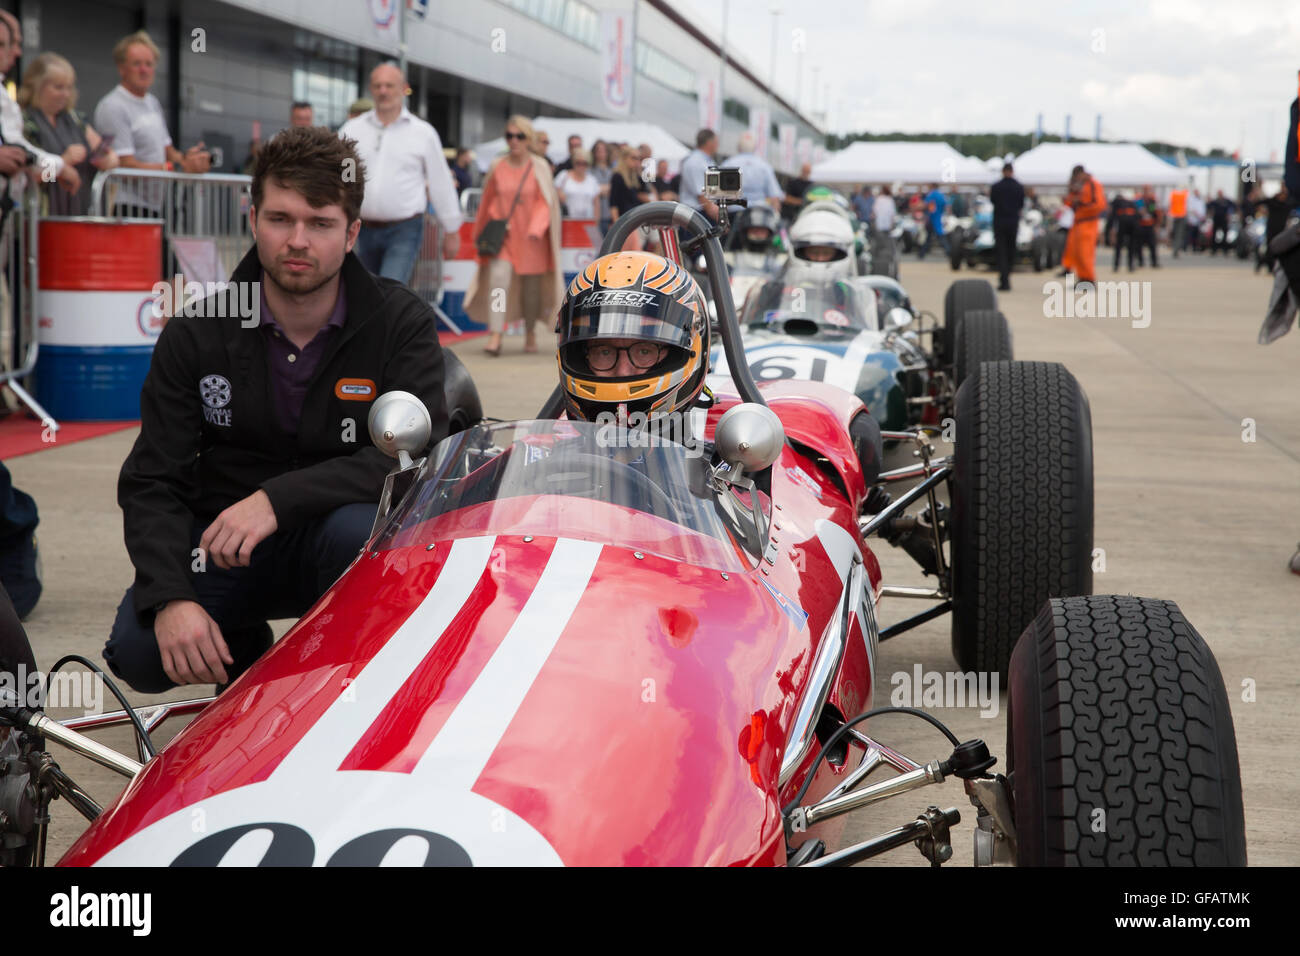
[118,320,204,618]
[259,298,448,529]
[1285,98,1300,199]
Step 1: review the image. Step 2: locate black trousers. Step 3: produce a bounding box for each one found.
[103,502,377,693]
[993,222,1017,286]
[1136,224,1158,266]
[1113,223,1136,269]
[1211,221,1230,254]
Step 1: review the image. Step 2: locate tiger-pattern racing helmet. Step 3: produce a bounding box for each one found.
[557,251,710,423]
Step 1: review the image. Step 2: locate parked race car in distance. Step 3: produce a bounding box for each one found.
[948,198,1051,272]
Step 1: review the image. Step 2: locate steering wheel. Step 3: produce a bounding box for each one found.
[565,453,681,518]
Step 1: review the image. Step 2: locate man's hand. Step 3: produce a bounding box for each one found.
[0,146,27,176]
[181,143,211,174]
[199,490,278,570]
[155,600,233,685]
[442,231,460,259]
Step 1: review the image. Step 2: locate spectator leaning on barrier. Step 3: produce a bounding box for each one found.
[0,14,77,198]
[652,158,678,202]
[589,139,614,232]
[554,148,600,219]
[105,126,449,692]
[554,134,583,174]
[289,101,313,129]
[609,145,653,249]
[19,52,119,217]
[338,62,462,285]
[93,31,210,177]
[464,114,563,357]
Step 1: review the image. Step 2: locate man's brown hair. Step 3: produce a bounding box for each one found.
[251,126,366,223]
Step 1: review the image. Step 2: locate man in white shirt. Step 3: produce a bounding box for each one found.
[872,185,897,233]
[721,132,784,212]
[339,62,462,284]
[0,12,76,198]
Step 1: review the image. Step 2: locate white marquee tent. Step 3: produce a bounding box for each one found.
[1009,142,1188,188]
[474,117,689,173]
[810,141,996,186]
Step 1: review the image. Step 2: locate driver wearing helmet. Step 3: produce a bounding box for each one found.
[557,250,711,432]
[787,206,856,273]
[728,206,782,255]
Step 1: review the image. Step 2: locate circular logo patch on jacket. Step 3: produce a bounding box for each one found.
[200,374,232,409]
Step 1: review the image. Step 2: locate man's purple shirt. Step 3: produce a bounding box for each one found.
[258,281,347,434]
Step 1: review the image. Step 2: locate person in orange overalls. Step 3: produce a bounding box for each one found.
[1062,164,1106,283]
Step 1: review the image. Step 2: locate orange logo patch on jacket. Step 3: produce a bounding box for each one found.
[334,378,377,401]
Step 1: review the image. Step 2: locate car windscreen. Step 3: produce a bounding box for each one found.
[741,279,869,334]
[368,420,758,570]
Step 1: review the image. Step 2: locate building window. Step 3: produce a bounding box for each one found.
[500,0,599,48]
[724,98,750,125]
[635,40,695,97]
[293,31,359,129]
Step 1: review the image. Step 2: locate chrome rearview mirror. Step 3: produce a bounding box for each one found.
[368,390,432,469]
[367,391,433,540]
[884,307,914,333]
[714,402,785,473]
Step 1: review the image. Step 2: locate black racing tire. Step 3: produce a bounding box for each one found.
[442,350,483,437]
[953,309,1013,389]
[1007,595,1248,866]
[870,235,897,279]
[938,278,997,365]
[948,227,964,271]
[1030,237,1046,272]
[950,361,1093,677]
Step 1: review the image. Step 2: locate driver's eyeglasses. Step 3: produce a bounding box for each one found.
[586,343,665,371]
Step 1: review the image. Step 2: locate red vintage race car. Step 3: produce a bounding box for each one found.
[0,201,1246,867]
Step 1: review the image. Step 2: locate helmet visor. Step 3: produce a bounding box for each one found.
[560,290,699,352]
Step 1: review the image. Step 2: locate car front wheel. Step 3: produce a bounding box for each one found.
[1007,595,1248,866]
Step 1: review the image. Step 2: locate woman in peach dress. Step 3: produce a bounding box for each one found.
[464,115,564,356]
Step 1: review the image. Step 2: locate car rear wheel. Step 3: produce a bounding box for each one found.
[443,350,484,437]
[1007,595,1247,866]
[950,361,1093,677]
[938,279,997,365]
[1031,237,1046,272]
[953,309,1012,388]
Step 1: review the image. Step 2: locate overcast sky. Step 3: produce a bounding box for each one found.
[672,0,1300,160]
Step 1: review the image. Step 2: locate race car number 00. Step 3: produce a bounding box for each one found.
[748,353,829,383]
[172,822,472,867]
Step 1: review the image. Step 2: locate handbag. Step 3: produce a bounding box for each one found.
[476,162,532,257]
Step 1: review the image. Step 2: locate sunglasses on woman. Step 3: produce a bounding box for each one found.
[505,131,527,141]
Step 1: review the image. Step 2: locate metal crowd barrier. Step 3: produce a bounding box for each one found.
[461,188,482,220]
[408,211,458,334]
[89,168,253,283]
[0,188,54,426]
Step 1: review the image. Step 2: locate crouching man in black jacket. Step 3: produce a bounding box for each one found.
[105,126,447,692]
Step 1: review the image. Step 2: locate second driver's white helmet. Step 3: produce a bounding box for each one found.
[789,207,856,272]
